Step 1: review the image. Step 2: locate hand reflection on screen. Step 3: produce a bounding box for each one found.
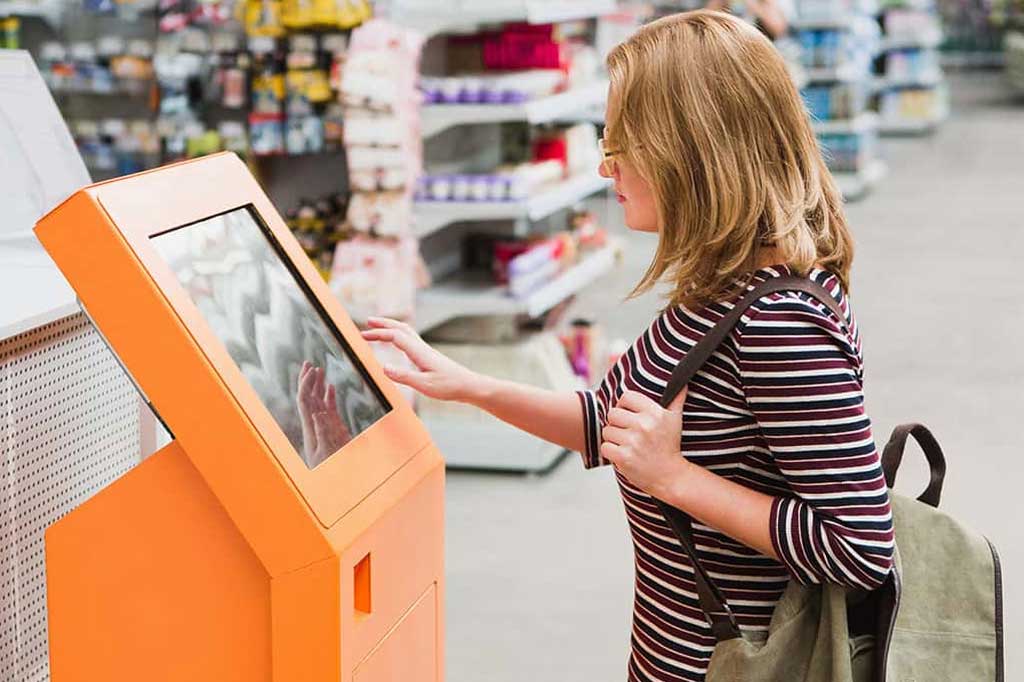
[297,360,353,467]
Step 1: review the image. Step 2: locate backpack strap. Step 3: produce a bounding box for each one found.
[881,423,946,508]
[654,273,847,643]
[660,275,846,407]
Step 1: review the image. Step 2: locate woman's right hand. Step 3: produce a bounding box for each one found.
[361,317,482,403]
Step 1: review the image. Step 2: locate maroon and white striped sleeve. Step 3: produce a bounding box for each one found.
[577,362,624,469]
[736,294,895,591]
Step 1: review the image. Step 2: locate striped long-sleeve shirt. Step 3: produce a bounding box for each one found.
[577,265,894,682]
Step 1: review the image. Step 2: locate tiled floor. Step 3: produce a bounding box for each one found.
[444,72,1022,681]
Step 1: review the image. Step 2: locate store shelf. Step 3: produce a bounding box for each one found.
[792,14,860,29]
[789,63,810,90]
[879,0,936,11]
[49,82,154,96]
[813,111,879,134]
[875,70,944,89]
[878,107,948,134]
[421,81,607,138]
[834,159,887,200]
[390,0,617,36]
[414,171,611,239]
[880,27,943,51]
[525,0,618,24]
[805,63,867,83]
[415,241,619,332]
[0,0,62,26]
[940,51,1005,68]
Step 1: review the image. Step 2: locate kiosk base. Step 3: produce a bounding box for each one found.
[46,441,272,681]
[46,439,445,682]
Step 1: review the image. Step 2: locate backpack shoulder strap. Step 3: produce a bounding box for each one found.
[654,273,846,642]
[659,274,846,409]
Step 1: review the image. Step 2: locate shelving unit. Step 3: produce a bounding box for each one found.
[0,0,63,27]
[804,63,868,84]
[875,69,943,88]
[795,1,885,200]
[416,241,619,333]
[393,4,619,471]
[1007,31,1024,95]
[880,26,943,50]
[874,0,948,135]
[792,14,863,30]
[834,158,887,198]
[812,111,879,133]
[878,111,944,132]
[414,172,611,239]
[421,80,608,138]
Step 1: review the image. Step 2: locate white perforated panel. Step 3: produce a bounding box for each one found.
[1,313,144,682]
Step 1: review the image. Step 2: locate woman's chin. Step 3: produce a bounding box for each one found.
[624,220,658,233]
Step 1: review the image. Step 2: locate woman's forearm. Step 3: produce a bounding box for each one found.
[660,459,779,560]
[464,374,586,454]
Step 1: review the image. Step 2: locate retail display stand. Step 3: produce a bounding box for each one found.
[36,152,445,682]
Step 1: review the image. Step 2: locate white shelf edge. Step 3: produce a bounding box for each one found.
[526,172,611,221]
[804,64,868,84]
[421,81,607,138]
[875,70,944,89]
[413,172,611,239]
[789,64,810,90]
[524,0,617,24]
[0,0,62,26]
[792,14,859,29]
[833,159,888,200]
[391,0,616,36]
[878,108,948,133]
[813,111,879,135]
[880,28,943,51]
[415,241,620,332]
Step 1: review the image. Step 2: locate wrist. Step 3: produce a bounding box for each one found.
[459,370,496,406]
[654,456,695,509]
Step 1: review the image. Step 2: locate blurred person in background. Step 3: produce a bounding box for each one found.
[706,0,794,39]
[364,11,893,682]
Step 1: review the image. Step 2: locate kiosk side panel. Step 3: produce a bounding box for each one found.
[331,446,445,681]
[45,440,272,682]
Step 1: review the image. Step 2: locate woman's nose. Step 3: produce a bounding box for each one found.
[598,158,612,179]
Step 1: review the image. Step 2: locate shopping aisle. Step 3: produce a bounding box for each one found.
[444,71,1022,681]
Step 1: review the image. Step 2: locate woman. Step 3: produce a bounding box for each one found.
[363,11,894,682]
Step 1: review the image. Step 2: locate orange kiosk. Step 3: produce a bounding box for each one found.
[35,152,444,682]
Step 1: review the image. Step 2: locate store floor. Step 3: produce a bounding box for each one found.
[444,71,1022,681]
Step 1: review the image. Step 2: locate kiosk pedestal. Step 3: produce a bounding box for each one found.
[37,153,445,682]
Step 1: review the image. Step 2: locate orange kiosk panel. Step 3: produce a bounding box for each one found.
[35,152,445,682]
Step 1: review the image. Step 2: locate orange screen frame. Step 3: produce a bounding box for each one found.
[86,152,427,528]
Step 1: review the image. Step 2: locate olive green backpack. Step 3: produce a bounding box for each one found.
[654,275,1005,681]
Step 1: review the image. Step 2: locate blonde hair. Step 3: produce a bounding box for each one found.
[605,10,853,308]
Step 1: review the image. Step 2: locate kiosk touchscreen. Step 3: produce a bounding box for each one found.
[36,153,445,682]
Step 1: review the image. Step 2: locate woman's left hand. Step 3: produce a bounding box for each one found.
[600,388,692,500]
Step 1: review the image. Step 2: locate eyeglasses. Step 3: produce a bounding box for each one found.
[598,138,623,175]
